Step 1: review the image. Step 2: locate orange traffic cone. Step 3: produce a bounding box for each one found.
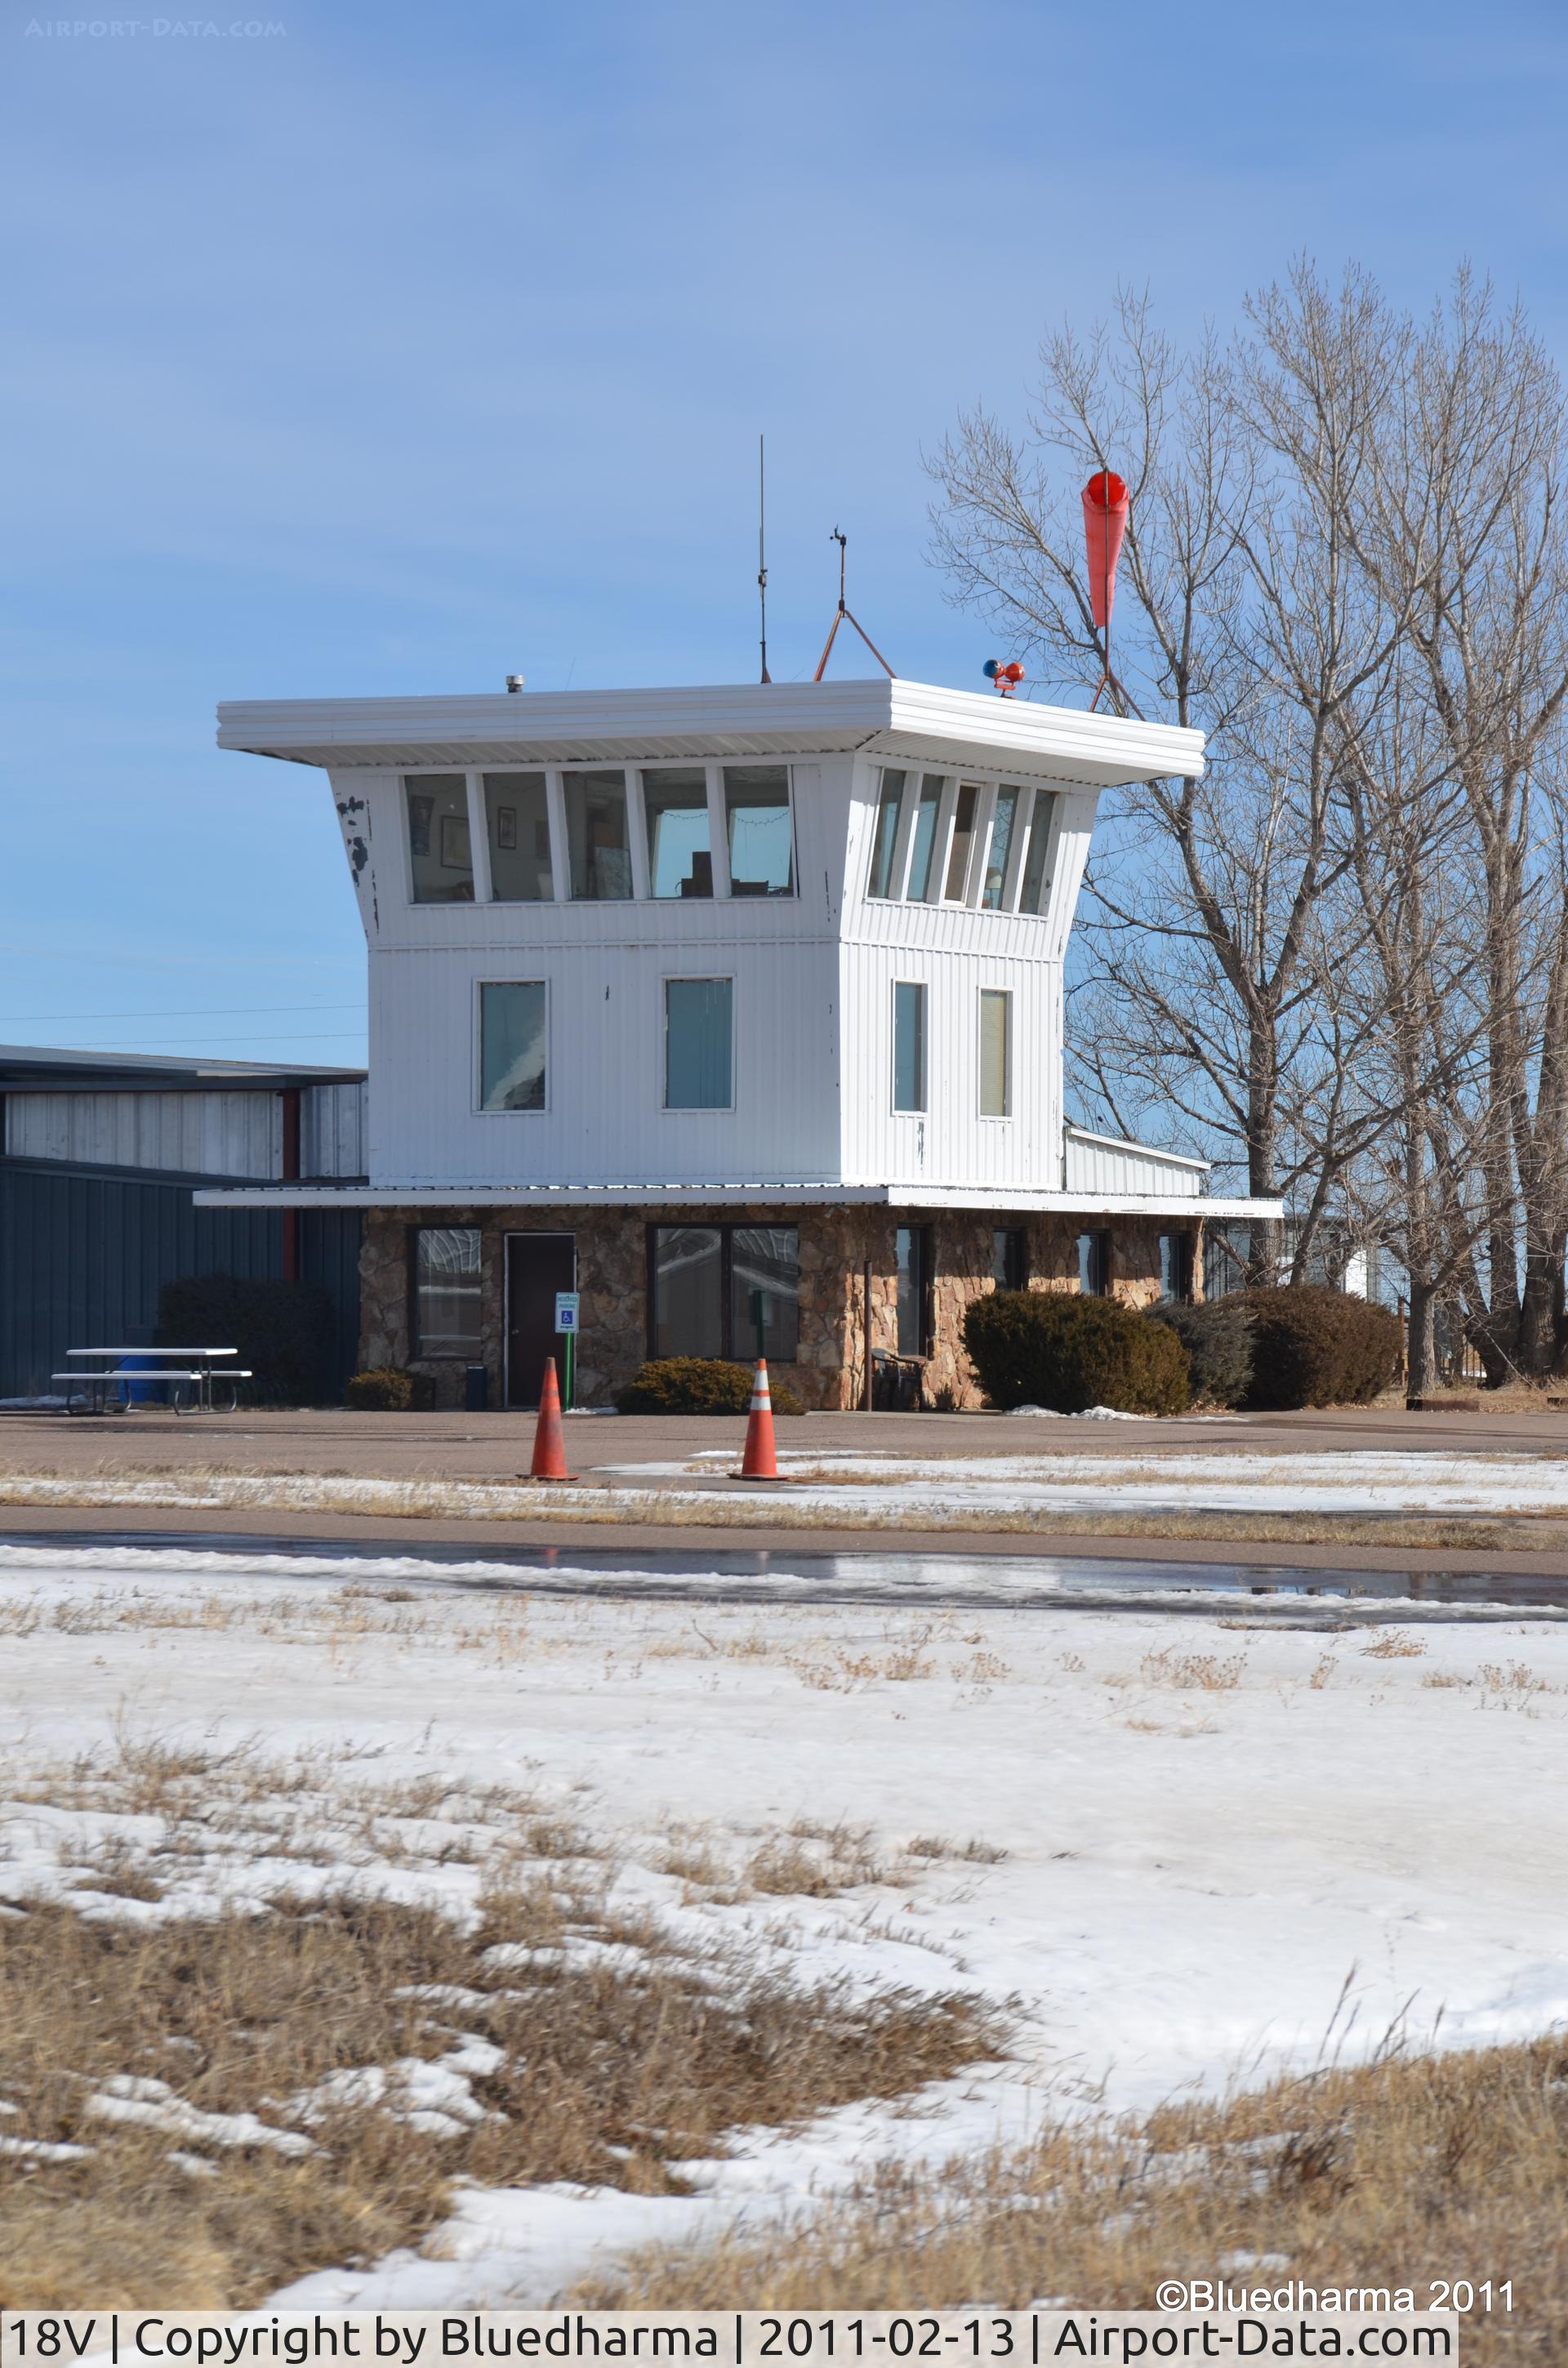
[735,1358,785,1482]
[528,1358,578,1481]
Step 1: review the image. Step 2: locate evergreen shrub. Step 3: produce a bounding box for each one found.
[1147,1298,1255,1408]
[963,1290,1191,1416]
[1239,1286,1403,1408]
[614,1358,807,1416]
[158,1274,336,1407]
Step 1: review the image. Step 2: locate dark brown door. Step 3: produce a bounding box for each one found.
[505,1233,577,1408]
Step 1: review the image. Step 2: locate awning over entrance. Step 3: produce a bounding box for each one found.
[194,1180,1285,1220]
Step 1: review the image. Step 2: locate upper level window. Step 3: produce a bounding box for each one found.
[406,776,474,903]
[665,976,733,1110]
[479,980,547,1111]
[483,772,553,902]
[982,787,1023,909]
[643,768,713,899]
[565,769,632,900]
[1018,790,1057,916]
[945,785,981,902]
[906,776,945,903]
[867,769,906,899]
[979,988,1011,1117]
[412,1225,482,1357]
[725,766,794,895]
[860,770,1054,916]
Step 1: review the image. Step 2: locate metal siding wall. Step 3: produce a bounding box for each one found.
[5,1092,278,1179]
[1062,1134,1203,1200]
[300,1207,364,1390]
[0,1162,362,1399]
[301,1081,367,1178]
[361,756,853,1193]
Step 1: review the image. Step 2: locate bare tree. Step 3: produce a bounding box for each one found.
[927,271,1410,1278]
[930,265,1568,1385]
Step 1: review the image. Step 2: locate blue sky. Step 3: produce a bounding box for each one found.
[4,0,1568,1066]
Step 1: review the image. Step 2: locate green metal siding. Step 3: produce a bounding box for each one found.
[0,1159,360,1400]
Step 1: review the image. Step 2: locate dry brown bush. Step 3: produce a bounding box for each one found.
[578,2035,1568,2357]
[0,1861,1003,2308]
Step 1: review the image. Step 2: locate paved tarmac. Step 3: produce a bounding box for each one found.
[6,1399,1568,1481]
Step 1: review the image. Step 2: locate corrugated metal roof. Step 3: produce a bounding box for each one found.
[0,1044,365,1091]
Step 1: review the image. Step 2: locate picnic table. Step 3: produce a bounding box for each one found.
[52,1348,252,1416]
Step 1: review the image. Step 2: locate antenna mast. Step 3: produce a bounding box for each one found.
[758,435,771,685]
[813,527,895,681]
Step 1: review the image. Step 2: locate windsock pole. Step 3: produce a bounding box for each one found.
[528,1357,578,1482]
[735,1357,783,1482]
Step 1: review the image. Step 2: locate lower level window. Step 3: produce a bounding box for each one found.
[649,1224,799,1360]
[1077,1229,1111,1297]
[992,1227,1027,1291]
[413,1226,482,1358]
[1158,1230,1192,1303]
[894,1224,931,1357]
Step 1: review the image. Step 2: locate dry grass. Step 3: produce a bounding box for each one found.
[1361,1630,1427,1659]
[577,2033,1568,2356]
[0,1866,1004,2309]
[1138,1648,1246,1691]
[906,1836,1008,1866]
[746,1820,888,1898]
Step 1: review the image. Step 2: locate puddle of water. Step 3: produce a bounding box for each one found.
[4,1528,1567,1618]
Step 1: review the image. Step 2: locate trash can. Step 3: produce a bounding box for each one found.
[464,1364,488,1413]
[121,1350,160,1408]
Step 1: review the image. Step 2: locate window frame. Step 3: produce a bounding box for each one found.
[662,972,736,1113]
[893,1222,934,1359]
[639,764,718,901]
[480,769,555,904]
[858,768,1058,918]
[1077,1229,1112,1297]
[723,762,795,898]
[402,763,795,907]
[644,1222,800,1362]
[978,987,1013,1120]
[474,977,550,1116]
[402,770,478,907]
[992,1226,1028,1291]
[409,1223,484,1361]
[891,978,927,1115]
[1158,1229,1194,1304]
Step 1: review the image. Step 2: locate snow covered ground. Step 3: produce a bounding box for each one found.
[7,1442,1568,1535]
[4,1539,1568,2304]
[629,1444,1568,1518]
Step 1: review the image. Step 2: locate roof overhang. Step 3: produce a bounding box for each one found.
[216,678,1204,790]
[0,1044,365,1092]
[194,1181,1281,1218]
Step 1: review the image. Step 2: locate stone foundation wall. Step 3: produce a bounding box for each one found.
[357,1204,1204,1411]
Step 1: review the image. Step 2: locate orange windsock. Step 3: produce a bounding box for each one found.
[1081,469,1129,629]
[738,1358,780,1481]
[528,1357,577,1481]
